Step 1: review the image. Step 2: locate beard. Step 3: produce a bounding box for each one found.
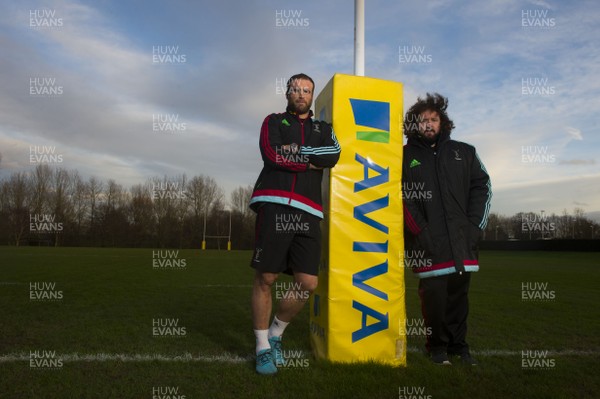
[419,130,440,145]
[287,98,311,115]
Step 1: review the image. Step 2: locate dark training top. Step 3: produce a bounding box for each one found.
[250,110,341,219]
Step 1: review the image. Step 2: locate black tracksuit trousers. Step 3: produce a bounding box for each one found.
[418,272,472,356]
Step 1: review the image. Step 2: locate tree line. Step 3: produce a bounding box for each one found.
[0,164,254,248]
[484,210,599,241]
[0,164,597,249]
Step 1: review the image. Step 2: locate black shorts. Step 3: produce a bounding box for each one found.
[250,203,322,276]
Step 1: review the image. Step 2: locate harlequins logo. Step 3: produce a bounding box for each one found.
[282,119,291,126]
[453,149,462,161]
[410,159,421,168]
[313,123,320,133]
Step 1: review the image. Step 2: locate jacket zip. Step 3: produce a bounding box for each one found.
[288,118,306,205]
[433,142,463,274]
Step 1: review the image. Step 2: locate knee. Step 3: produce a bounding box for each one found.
[295,275,318,294]
[255,272,278,288]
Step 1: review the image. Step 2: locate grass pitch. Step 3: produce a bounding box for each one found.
[0,247,599,398]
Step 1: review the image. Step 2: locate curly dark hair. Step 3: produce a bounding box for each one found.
[404,93,455,139]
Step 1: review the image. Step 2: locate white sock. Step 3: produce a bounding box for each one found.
[268,315,290,339]
[254,329,270,354]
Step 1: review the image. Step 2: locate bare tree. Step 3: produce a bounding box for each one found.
[87,176,104,240]
[150,175,183,247]
[187,175,223,219]
[186,175,223,247]
[229,185,255,249]
[230,185,253,217]
[129,182,155,246]
[573,207,587,239]
[50,168,75,246]
[71,172,89,242]
[29,164,53,216]
[3,172,31,245]
[99,179,128,246]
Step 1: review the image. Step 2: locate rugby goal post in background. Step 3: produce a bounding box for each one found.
[201,209,232,250]
[310,73,406,366]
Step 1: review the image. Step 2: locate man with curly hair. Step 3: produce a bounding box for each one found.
[402,93,492,365]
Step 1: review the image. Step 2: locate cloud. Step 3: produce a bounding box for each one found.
[527,0,556,11]
[565,126,583,141]
[491,173,600,216]
[1,0,599,216]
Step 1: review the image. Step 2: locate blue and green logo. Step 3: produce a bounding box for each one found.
[349,99,390,143]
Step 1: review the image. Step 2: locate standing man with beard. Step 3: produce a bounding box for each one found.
[249,73,341,374]
[402,93,492,366]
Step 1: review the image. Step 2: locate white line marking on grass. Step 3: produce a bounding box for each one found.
[1,348,599,364]
[0,282,252,288]
[196,285,252,288]
[0,352,250,363]
[407,346,600,356]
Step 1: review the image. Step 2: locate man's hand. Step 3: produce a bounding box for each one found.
[309,163,323,170]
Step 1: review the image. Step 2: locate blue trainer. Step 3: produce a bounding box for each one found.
[256,349,277,374]
[268,336,284,367]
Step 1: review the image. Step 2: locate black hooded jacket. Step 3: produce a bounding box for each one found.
[402,131,492,278]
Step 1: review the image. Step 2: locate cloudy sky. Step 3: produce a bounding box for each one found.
[1,0,599,219]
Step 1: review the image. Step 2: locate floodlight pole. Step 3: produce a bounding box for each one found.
[354,0,365,76]
[202,209,207,250]
[227,209,232,251]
